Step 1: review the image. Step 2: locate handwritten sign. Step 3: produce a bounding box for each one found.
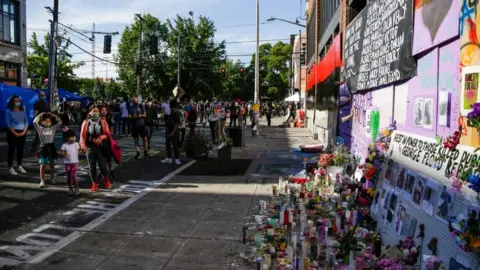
[390,131,480,182]
[344,0,416,92]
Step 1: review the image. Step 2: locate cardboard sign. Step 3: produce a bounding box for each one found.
[389,131,480,183]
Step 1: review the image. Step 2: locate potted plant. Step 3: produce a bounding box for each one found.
[184,133,212,160]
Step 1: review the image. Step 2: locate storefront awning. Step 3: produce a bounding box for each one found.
[307,34,343,91]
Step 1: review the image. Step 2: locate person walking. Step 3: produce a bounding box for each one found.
[145,99,157,150]
[119,97,130,136]
[31,91,50,154]
[80,105,112,193]
[187,104,198,135]
[5,95,28,175]
[265,101,273,127]
[161,99,171,126]
[208,100,219,144]
[178,104,186,146]
[229,101,240,128]
[129,97,150,159]
[60,128,80,195]
[161,99,182,165]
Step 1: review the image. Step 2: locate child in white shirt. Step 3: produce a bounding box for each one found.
[60,128,80,195]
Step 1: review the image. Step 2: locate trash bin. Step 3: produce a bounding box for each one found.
[228,127,242,147]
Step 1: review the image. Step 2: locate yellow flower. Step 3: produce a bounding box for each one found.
[369,144,375,151]
[367,188,376,197]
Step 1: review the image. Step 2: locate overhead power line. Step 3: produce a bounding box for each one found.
[67,38,117,65]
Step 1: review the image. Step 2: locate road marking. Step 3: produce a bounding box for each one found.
[0,198,123,267]
[27,160,195,264]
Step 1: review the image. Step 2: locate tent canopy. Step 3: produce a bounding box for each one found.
[284,93,304,102]
[38,88,86,102]
[0,84,38,128]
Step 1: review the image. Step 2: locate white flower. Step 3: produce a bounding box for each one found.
[403,249,409,256]
[411,247,417,253]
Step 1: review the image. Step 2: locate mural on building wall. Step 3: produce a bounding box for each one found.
[413,0,458,55]
[460,0,480,67]
[400,48,439,137]
[460,66,480,147]
[437,40,461,138]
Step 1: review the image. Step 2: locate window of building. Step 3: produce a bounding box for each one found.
[0,61,19,85]
[0,0,19,44]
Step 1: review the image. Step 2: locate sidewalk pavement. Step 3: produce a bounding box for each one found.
[19,118,319,270]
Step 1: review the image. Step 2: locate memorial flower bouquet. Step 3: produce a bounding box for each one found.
[425,256,446,270]
[467,102,480,129]
[377,258,404,270]
[449,212,480,251]
[459,158,480,192]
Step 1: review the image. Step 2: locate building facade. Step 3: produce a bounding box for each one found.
[0,0,27,87]
[292,32,306,93]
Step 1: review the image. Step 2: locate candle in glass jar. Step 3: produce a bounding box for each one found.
[307,220,314,228]
[264,254,272,266]
[302,241,309,257]
[287,245,294,263]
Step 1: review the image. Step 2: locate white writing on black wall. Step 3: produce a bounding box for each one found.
[393,133,480,177]
[344,0,415,92]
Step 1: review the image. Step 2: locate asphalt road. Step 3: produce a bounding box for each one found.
[0,127,186,268]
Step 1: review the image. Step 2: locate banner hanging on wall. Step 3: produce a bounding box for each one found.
[389,131,480,184]
[343,0,416,93]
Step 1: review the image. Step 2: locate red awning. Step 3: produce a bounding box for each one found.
[307,34,343,91]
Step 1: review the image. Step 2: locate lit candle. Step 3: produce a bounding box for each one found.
[302,241,309,257]
[264,254,272,266]
[287,245,294,263]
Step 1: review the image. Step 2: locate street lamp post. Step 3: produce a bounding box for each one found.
[266,17,306,110]
[255,0,260,105]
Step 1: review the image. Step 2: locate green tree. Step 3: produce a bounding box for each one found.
[219,59,251,101]
[246,41,292,100]
[167,15,226,99]
[27,32,83,90]
[115,14,171,99]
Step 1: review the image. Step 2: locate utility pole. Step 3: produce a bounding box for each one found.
[46,0,59,110]
[298,29,302,109]
[90,23,96,83]
[177,36,181,88]
[135,14,144,99]
[254,0,260,105]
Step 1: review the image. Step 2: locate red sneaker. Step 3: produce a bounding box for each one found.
[89,183,99,192]
[104,178,111,189]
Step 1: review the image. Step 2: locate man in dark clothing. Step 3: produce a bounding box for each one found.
[145,99,157,150]
[161,99,182,165]
[229,101,240,128]
[31,91,50,154]
[264,101,273,127]
[128,97,149,159]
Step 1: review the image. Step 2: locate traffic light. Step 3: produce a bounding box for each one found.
[103,35,112,54]
[239,68,245,77]
[150,35,158,55]
[300,42,306,66]
[220,67,226,78]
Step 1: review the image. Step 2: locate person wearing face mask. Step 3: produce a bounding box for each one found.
[60,128,80,195]
[80,105,112,192]
[31,91,50,154]
[33,112,62,188]
[145,99,157,150]
[100,106,115,178]
[5,95,29,175]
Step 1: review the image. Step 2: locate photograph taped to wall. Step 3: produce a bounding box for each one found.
[412,176,426,207]
[394,204,407,235]
[384,160,396,187]
[421,179,439,216]
[449,257,472,270]
[438,91,450,126]
[385,208,394,225]
[395,167,406,192]
[403,171,416,200]
[414,97,424,126]
[372,190,381,214]
[384,189,392,212]
[377,189,387,214]
[436,185,455,223]
[460,66,480,116]
[389,193,398,211]
[423,98,434,129]
[401,213,417,237]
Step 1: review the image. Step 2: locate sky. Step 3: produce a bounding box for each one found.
[27,0,306,80]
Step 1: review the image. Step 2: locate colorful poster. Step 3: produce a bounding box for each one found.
[460,67,480,116]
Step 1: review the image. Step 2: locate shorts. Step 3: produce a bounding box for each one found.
[132,126,147,138]
[39,153,54,164]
